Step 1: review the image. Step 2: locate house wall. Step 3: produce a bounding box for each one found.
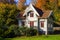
[25,11,38,28]
[47,17,53,33]
[39,19,47,32]
[23,4,40,28]
[18,4,53,35]
[18,4,40,28]
[18,19,25,27]
[18,20,22,27]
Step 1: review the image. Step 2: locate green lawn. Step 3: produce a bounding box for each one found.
[0,35,60,40]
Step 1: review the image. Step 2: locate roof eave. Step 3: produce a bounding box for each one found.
[47,10,53,18]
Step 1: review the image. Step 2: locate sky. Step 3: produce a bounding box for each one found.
[15,0,31,5]
[26,0,31,5]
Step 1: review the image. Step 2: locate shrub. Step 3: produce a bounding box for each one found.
[1,25,21,38]
[1,26,38,38]
[26,28,37,36]
[0,37,3,40]
[9,25,21,37]
[18,26,27,36]
[18,27,37,36]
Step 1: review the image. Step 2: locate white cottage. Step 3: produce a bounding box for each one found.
[17,4,53,35]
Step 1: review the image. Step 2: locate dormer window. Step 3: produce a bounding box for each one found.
[30,12,33,17]
[27,10,34,17]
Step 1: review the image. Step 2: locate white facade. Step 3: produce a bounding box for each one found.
[25,12,38,28]
[39,19,47,32]
[23,4,39,16]
[18,4,53,35]
[23,4,39,28]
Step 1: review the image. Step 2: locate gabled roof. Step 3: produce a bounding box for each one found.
[17,4,53,19]
[33,6,43,17]
[23,4,40,16]
[33,5,53,18]
[38,10,53,18]
[17,11,26,19]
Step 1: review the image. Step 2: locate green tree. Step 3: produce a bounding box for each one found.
[0,3,19,26]
[0,3,20,37]
[54,10,60,22]
[43,0,60,24]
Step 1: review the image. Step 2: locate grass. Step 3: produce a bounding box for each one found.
[1,35,60,40]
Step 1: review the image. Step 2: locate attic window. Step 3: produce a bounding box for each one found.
[27,11,34,17]
[30,12,34,17]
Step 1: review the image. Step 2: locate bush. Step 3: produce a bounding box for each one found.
[1,25,21,38]
[0,26,38,38]
[0,37,3,40]
[18,27,27,36]
[9,25,21,37]
[18,27,37,36]
[26,28,37,36]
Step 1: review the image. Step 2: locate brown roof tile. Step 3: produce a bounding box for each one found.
[17,11,25,19]
[33,6,52,18]
[38,10,52,18]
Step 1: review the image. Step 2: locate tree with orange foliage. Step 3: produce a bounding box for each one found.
[17,0,26,10]
[35,0,46,9]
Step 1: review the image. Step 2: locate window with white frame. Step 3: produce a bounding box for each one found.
[40,21,44,28]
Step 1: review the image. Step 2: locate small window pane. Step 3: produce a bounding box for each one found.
[30,21,34,27]
[40,21,44,27]
[30,13,33,17]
